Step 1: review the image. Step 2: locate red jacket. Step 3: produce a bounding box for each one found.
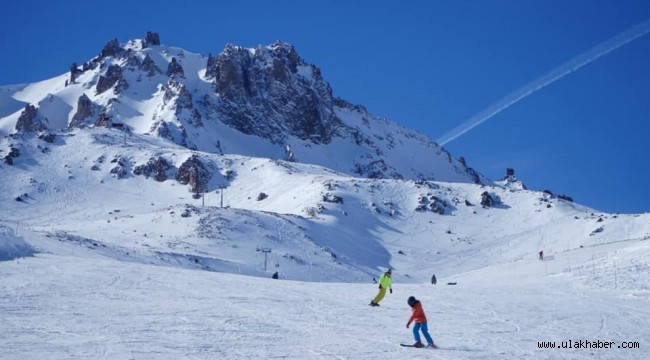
[407,301,427,324]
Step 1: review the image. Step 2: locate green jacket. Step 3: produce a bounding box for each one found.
[379,272,392,289]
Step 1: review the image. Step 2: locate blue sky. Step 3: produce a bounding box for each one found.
[1,0,649,213]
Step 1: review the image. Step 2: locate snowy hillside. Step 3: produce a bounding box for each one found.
[2,127,648,282]
[1,33,650,359]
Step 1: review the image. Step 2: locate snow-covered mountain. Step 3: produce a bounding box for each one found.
[0,32,482,184]
[1,33,649,359]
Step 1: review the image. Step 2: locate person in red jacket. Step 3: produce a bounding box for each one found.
[406,296,436,348]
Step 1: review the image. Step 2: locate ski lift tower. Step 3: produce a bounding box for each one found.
[260,247,272,271]
[218,185,226,208]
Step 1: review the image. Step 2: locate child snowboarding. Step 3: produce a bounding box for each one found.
[369,268,392,306]
[405,296,436,348]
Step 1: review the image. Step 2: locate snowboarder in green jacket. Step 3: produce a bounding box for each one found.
[370,268,392,306]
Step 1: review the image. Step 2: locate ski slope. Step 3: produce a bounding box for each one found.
[1,230,648,359]
[1,127,649,359]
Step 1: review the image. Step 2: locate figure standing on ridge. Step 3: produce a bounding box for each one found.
[539,250,544,261]
[370,268,392,306]
[406,296,436,348]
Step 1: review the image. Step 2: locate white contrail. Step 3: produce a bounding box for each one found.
[437,18,650,146]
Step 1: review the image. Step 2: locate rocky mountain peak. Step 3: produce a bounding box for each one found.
[143,31,161,47]
[0,33,487,185]
[207,41,338,144]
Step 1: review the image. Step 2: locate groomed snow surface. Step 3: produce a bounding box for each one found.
[1,226,648,359]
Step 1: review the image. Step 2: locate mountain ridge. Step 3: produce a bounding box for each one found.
[0,32,484,185]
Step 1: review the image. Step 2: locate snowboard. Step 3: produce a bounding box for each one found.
[400,344,437,349]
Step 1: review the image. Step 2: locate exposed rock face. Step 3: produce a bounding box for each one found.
[500,167,527,190]
[133,157,172,182]
[109,156,129,179]
[124,52,142,69]
[167,57,184,79]
[322,193,343,203]
[96,65,123,94]
[176,155,211,194]
[15,104,46,133]
[144,31,161,47]
[542,189,573,202]
[69,63,80,84]
[163,81,193,114]
[70,94,96,128]
[480,191,494,207]
[3,146,20,165]
[206,42,339,144]
[141,54,162,77]
[415,193,448,214]
[464,166,482,185]
[205,53,218,79]
[354,159,388,179]
[38,132,55,143]
[150,80,198,145]
[100,38,125,59]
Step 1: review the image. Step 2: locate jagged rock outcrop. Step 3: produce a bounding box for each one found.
[205,53,218,79]
[354,159,389,179]
[100,38,125,59]
[322,193,343,203]
[167,57,184,79]
[415,193,448,214]
[143,31,161,47]
[542,189,573,202]
[150,120,187,146]
[558,194,574,202]
[176,155,211,194]
[141,54,162,77]
[149,80,199,145]
[15,104,46,133]
[133,156,172,182]
[109,156,128,179]
[70,94,97,128]
[124,52,142,69]
[163,81,193,114]
[500,167,527,191]
[69,63,80,84]
[96,65,124,94]
[207,42,339,144]
[38,132,55,143]
[3,146,20,165]
[480,191,494,207]
[172,82,202,126]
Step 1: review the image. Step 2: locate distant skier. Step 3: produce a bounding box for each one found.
[369,268,392,306]
[406,296,436,348]
[539,250,544,261]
